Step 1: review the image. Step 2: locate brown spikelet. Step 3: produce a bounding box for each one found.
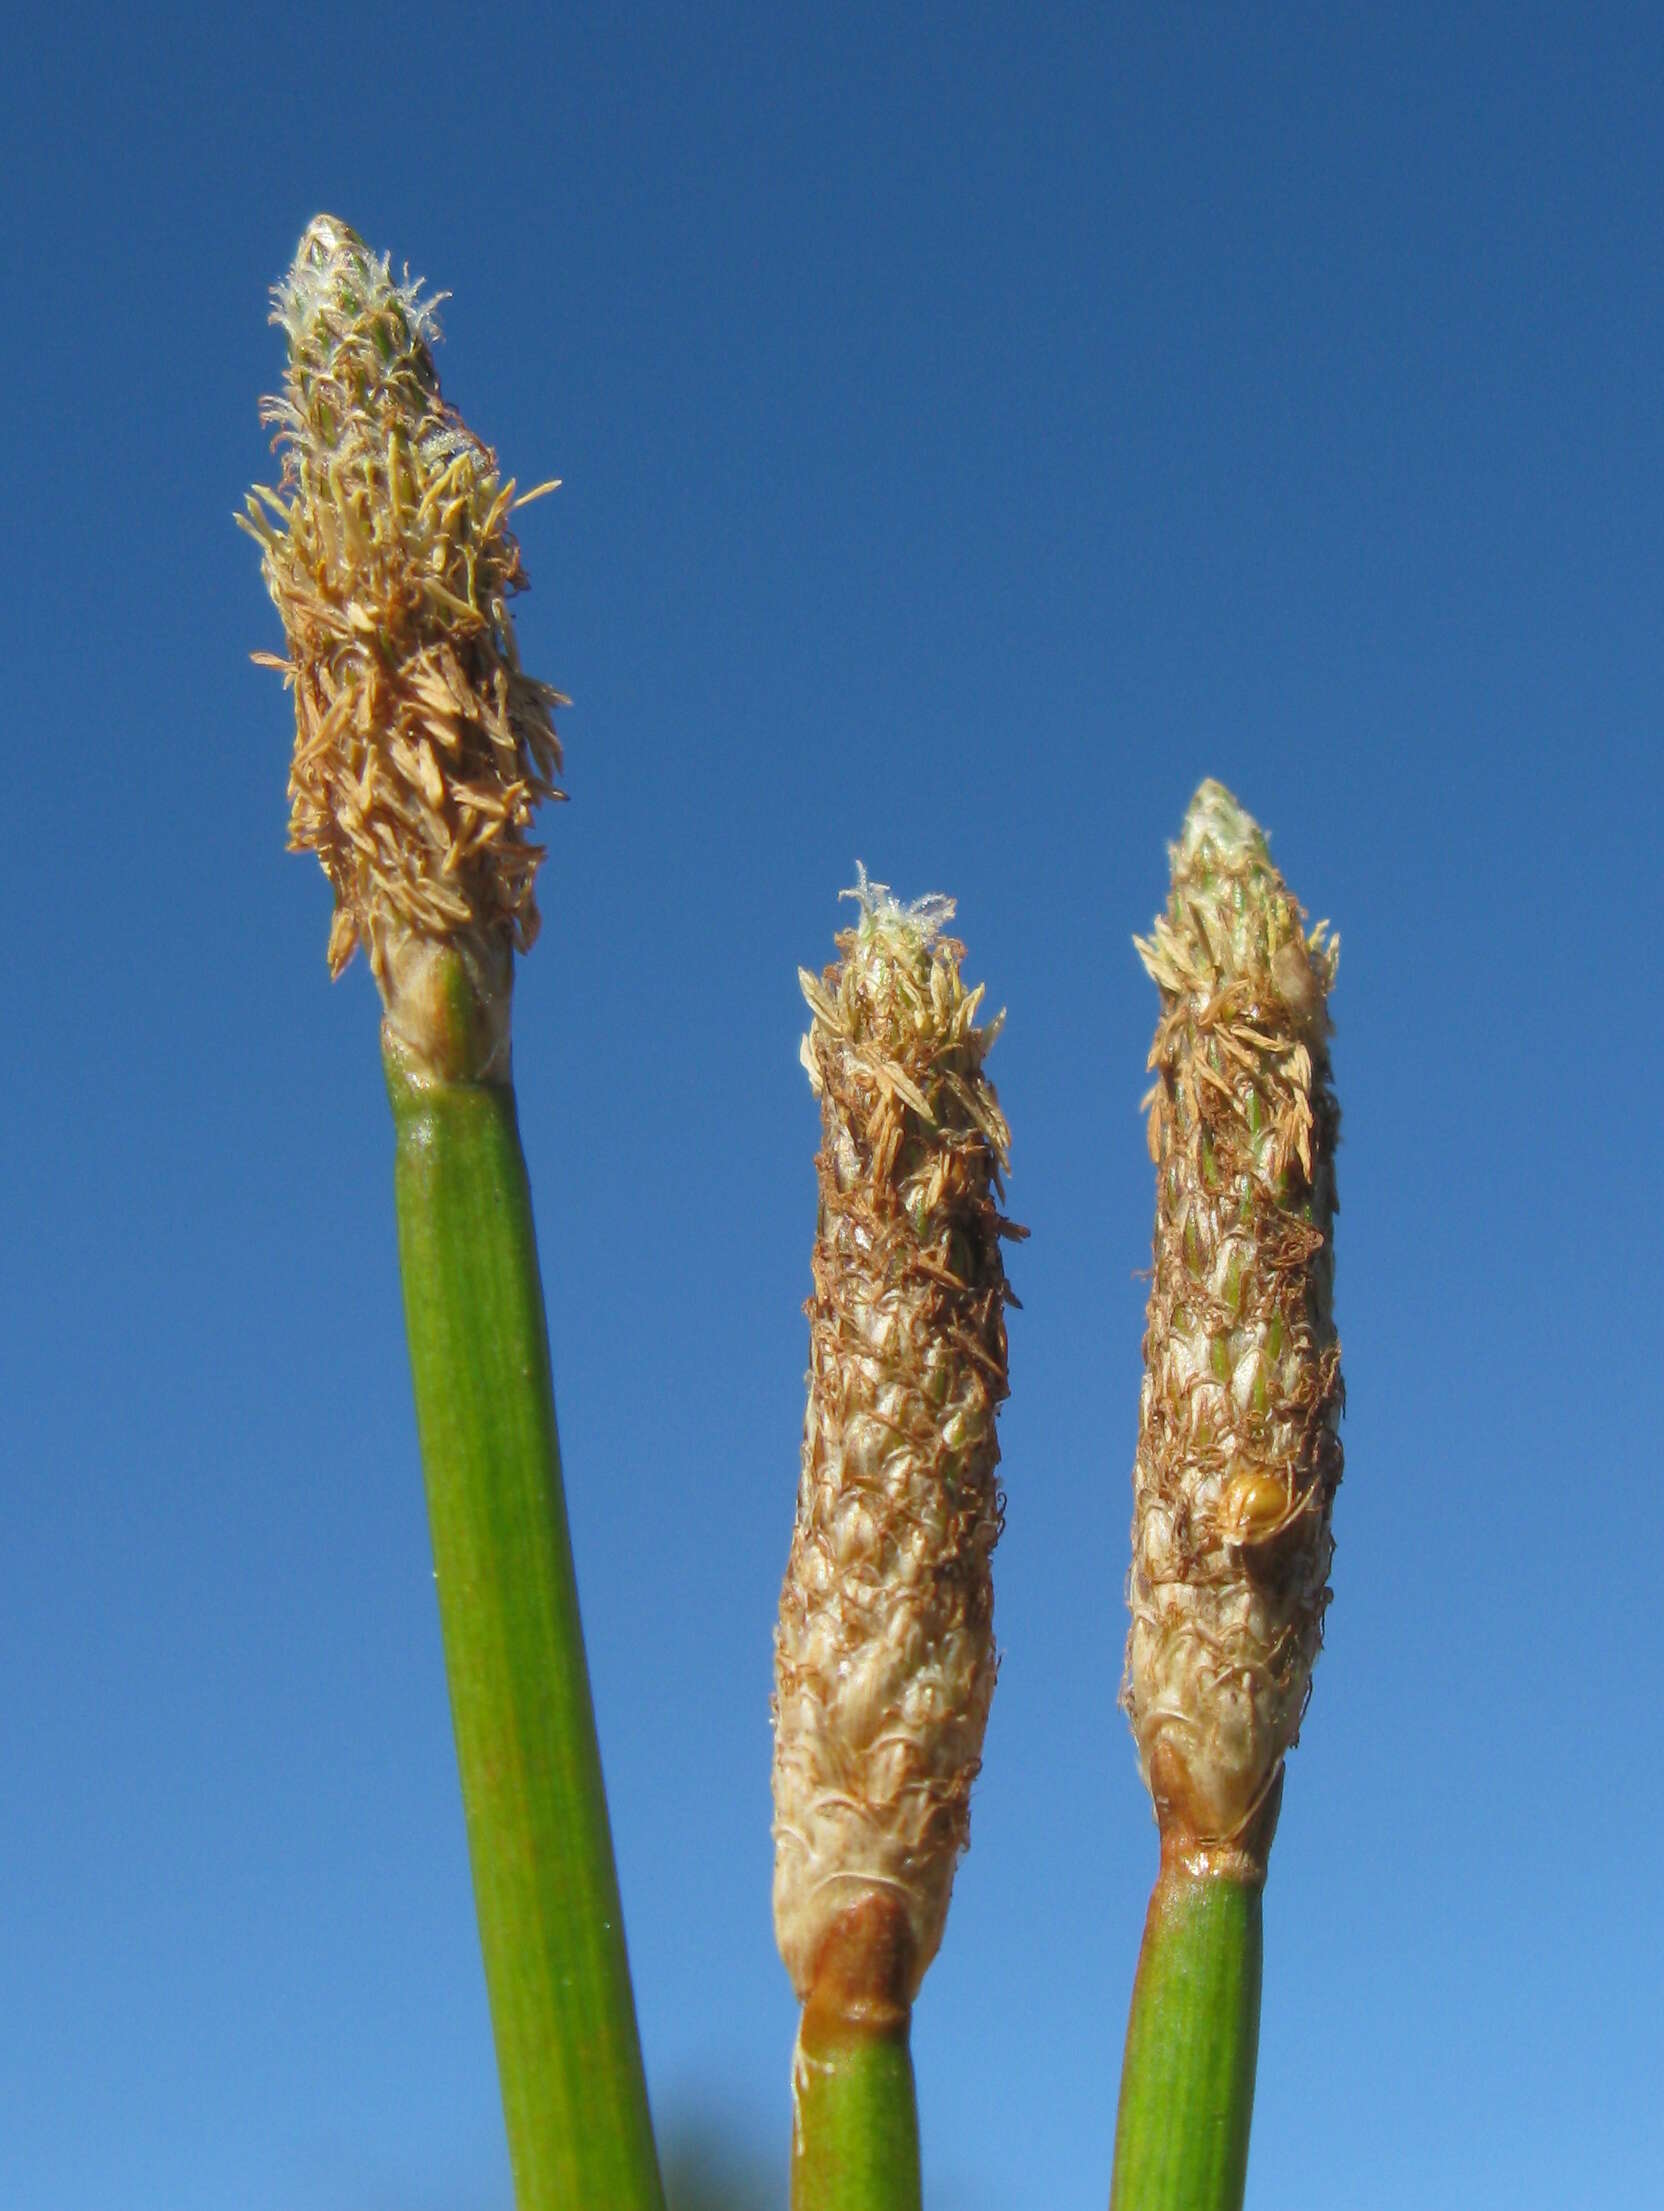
[772,875,1023,2007]
[1125,782,1343,1870]
[240,216,565,988]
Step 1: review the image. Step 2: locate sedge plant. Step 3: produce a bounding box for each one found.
[235,217,1347,2211]
[772,877,1023,2211]
[1110,781,1343,2211]
[241,216,663,2211]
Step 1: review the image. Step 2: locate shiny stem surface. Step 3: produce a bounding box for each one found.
[388,1052,663,2211]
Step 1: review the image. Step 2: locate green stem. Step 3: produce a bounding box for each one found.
[386,1043,664,2211]
[1109,1867,1262,2211]
[791,2008,922,2211]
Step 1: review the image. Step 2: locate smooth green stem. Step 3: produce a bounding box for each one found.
[791,2009,922,2211]
[387,1049,664,2211]
[1109,1867,1263,2211]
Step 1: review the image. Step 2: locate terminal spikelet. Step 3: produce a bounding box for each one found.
[1125,781,1342,1867]
[773,874,1022,2006]
[241,215,565,986]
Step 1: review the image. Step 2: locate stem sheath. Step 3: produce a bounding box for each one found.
[1109,1866,1262,2211]
[387,1045,663,2211]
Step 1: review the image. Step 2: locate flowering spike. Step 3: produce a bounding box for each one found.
[1125,781,1343,1869]
[773,879,1022,2009]
[241,216,566,993]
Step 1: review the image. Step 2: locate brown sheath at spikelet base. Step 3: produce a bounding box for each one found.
[1125,782,1343,1878]
[773,876,1023,2013]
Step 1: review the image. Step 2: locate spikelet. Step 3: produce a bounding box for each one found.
[772,874,1022,2006]
[1125,782,1342,1867]
[241,216,565,988]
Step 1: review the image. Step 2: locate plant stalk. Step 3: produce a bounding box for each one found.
[247,214,651,2210]
[787,1896,923,2211]
[791,2008,922,2211]
[386,1027,664,2211]
[1109,1859,1263,2211]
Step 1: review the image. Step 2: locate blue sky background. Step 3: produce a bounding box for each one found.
[4,6,1661,2206]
